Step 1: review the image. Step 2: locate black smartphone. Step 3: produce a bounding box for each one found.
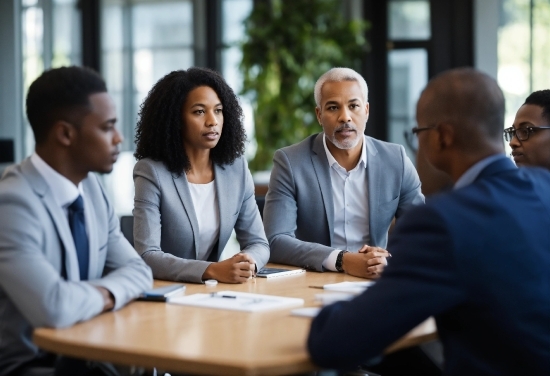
[137,284,186,302]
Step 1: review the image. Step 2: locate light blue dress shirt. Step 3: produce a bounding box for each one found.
[454,154,507,190]
[322,135,370,271]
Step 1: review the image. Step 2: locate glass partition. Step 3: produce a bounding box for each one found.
[21,0,81,157]
[388,0,430,41]
[498,0,550,127]
[101,0,194,152]
[387,49,428,162]
[221,0,255,160]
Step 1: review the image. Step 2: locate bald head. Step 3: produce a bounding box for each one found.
[417,68,505,152]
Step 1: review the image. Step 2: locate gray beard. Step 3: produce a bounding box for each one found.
[327,124,361,150]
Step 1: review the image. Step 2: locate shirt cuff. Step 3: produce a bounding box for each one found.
[322,249,341,271]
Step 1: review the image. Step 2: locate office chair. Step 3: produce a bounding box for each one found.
[120,215,134,247]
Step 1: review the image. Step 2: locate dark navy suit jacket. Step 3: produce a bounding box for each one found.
[308,156,550,375]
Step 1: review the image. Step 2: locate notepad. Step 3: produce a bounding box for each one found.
[169,291,304,312]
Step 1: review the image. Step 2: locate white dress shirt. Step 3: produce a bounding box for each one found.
[188,180,220,261]
[322,135,370,271]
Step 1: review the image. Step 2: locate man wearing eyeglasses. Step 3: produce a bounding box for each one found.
[308,68,550,375]
[504,89,550,170]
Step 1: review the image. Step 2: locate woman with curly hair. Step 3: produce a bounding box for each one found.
[133,67,269,283]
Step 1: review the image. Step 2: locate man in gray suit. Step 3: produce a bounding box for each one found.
[264,67,424,278]
[0,66,153,376]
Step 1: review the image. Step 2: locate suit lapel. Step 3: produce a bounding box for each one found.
[365,137,379,242]
[82,182,98,280]
[214,164,232,257]
[172,172,200,258]
[21,158,80,281]
[311,133,335,242]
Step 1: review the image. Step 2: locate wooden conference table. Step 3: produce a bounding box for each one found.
[33,264,437,375]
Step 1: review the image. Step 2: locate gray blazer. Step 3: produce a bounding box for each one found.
[0,158,153,376]
[263,133,425,271]
[133,157,269,283]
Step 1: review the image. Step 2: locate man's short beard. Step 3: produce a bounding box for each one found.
[327,123,361,150]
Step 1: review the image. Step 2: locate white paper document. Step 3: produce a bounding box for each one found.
[315,292,355,305]
[169,291,304,312]
[290,307,321,318]
[322,281,375,294]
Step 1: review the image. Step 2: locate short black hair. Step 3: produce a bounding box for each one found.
[134,67,246,175]
[26,66,107,144]
[524,90,550,124]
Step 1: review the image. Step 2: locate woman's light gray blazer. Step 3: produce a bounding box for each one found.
[133,157,269,283]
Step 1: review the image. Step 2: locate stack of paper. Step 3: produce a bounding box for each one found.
[169,291,304,312]
[322,281,375,294]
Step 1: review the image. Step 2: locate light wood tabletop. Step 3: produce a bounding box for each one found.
[33,265,437,375]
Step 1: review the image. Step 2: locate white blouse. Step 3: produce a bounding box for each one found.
[188,180,220,261]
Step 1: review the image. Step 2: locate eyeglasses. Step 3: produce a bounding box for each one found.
[503,126,550,142]
[411,125,437,136]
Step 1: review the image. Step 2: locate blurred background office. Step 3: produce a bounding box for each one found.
[1,0,550,213]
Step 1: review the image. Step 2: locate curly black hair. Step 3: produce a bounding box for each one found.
[26,66,107,144]
[134,67,246,174]
[524,89,550,124]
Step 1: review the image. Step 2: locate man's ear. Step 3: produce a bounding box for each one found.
[52,120,76,147]
[437,123,455,150]
[315,106,322,126]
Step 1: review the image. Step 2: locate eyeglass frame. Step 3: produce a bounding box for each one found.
[411,124,438,136]
[503,126,550,142]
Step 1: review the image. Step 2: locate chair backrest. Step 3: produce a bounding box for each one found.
[120,215,134,246]
[255,195,265,219]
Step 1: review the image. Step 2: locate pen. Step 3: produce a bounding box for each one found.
[308,285,324,289]
[210,293,236,299]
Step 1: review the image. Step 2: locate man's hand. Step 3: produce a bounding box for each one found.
[95,286,115,312]
[342,246,391,279]
[202,253,256,283]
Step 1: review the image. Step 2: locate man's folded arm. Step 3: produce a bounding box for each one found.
[264,150,334,271]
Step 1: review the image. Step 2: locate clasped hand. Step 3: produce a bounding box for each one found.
[341,245,391,279]
[202,252,256,283]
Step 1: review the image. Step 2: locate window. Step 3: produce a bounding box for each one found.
[386,0,431,162]
[498,0,550,127]
[221,0,255,159]
[21,0,81,156]
[101,0,195,151]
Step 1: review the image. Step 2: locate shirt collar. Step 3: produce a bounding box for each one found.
[30,153,83,208]
[454,154,507,190]
[323,133,367,170]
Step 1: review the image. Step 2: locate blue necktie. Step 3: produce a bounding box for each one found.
[68,195,89,280]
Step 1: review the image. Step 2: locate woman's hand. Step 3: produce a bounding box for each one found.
[202,253,256,283]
